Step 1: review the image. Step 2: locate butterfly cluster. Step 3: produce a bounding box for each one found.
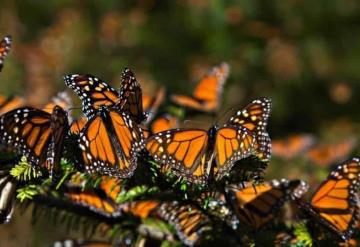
[0,35,360,247]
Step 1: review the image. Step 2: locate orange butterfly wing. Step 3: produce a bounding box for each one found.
[146,129,209,184]
[171,63,229,112]
[64,74,119,118]
[70,117,87,135]
[119,68,146,124]
[43,91,73,115]
[227,179,308,230]
[0,106,68,175]
[158,201,212,246]
[306,157,360,240]
[0,95,25,115]
[226,97,272,161]
[150,114,179,134]
[214,126,256,179]
[78,107,144,178]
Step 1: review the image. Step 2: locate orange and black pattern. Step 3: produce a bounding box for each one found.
[0,35,11,72]
[64,74,119,118]
[226,97,272,162]
[0,95,25,115]
[226,179,308,230]
[171,63,230,112]
[77,106,144,178]
[300,157,360,240]
[272,134,315,160]
[142,87,165,124]
[118,68,146,124]
[0,106,69,177]
[157,201,212,246]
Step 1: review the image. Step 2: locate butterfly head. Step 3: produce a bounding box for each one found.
[51,105,68,124]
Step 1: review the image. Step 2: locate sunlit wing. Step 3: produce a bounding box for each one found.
[305,157,360,240]
[78,107,144,178]
[227,179,308,230]
[145,128,209,184]
[171,62,230,112]
[119,200,160,219]
[226,97,272,161]
[64,74,119,118]
[214,126,256,179]
[70,117,87,135]
[0,35,11,71]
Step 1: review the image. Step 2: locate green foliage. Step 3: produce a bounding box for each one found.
[10,156,41,181]
[293,223,313,247]
[16,184,38,202]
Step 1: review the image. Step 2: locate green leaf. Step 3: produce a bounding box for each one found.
[10,156,41,181]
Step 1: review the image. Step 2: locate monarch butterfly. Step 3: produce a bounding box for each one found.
[225,179,308,230]
[0,167,17,224]
[77,106,144,178]
[272,134,315,160]
[0,95,25,115]
[146,97,271,184]
[0,105,69,177]
[64,68,145,123]
[306,138,356,167]
[171,63,230,112]
[142,87,165,124]
[158,201,212,246]
[299,157,360,240]
[0,35,11,72]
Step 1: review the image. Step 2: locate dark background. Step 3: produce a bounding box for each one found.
[0,1,359,246]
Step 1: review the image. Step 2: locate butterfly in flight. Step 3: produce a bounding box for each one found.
[146,97,271,184]
[272,134,315,160]
[171,63,230,112]
[0,105,69,178]
[225,179,308,230]
[77,106,144,178]
[0,35,11,72]
[298,157,360,240]
[306,138,357,167]
[64,68,145,124]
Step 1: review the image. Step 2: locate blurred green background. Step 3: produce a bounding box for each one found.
[0,0,359,246]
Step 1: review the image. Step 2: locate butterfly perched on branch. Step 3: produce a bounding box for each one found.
[0,105,69,178]
[146,97,271,184]
[298,157,360,240]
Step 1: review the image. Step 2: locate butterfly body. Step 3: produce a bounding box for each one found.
[78,106,144,178]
